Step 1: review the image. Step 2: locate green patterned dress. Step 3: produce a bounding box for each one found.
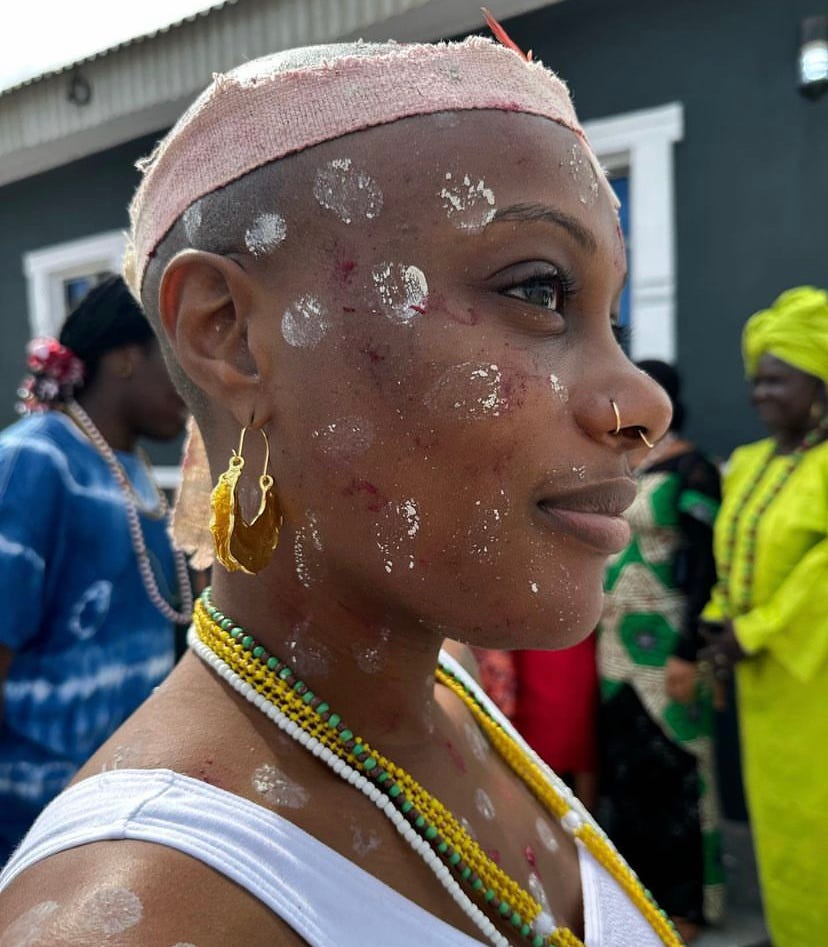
[597,449,724,924]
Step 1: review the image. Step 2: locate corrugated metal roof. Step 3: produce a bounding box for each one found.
[0,0,561,189]
[0,1,238,98]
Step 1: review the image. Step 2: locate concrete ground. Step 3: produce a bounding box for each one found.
[694,821,769,947]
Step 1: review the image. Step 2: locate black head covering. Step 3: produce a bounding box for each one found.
[59,274,155,386]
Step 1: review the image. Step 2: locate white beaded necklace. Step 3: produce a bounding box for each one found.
[66,399,193,625]
[187,626,515,947]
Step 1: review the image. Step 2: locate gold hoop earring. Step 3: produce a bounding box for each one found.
[210,426,283,575]
[610,399,622,435]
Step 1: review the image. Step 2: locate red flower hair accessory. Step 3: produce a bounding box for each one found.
[16,337,85,414]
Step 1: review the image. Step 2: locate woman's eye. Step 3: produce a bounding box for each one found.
[503,276,563,311]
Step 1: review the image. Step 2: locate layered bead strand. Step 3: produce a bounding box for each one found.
[191,591,684,947]
[717,422,826,614]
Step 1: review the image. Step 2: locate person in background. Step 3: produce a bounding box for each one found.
[0,276,191,863]
[700,287,828,947]
[597,360,723,941]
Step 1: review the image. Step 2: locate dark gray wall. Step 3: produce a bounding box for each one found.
[504,0,828,457]
[0,131,183,460]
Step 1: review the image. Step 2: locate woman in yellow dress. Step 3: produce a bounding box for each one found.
[700,286,828,947]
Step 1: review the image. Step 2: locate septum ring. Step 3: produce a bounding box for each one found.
[610,398,655,449]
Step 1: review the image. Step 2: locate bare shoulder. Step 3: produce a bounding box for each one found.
[0,839,308,946]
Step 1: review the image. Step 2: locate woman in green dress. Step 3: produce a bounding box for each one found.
[598,360,724,942]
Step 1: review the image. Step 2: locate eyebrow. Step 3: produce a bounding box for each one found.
[488,202,598,253]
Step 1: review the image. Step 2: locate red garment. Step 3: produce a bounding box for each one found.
[472,638,598,774]
[511,636,598,775]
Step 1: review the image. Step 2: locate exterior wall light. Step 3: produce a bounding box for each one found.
[799,15,828,99]
[67,71,92,107]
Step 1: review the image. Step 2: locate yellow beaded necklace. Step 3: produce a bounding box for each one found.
[193,593,682,947]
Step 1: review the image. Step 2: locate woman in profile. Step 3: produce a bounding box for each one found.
[0,23,676,947]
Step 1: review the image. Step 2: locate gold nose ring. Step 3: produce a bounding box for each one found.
[610,399,622,435]
[638,429,655,449]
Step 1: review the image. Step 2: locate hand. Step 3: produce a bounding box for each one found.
[665,656,698,704]
[698,620,747,681]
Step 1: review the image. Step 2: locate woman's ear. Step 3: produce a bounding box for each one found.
[159,250,268,426]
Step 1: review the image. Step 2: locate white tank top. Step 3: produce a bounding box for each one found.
[0,656,661,946]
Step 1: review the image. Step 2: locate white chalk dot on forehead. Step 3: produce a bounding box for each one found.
[281,294,330,347]
[371,262,428,324]
[313,157,384,224]
[245,212,287,256]
[440,172,496,231]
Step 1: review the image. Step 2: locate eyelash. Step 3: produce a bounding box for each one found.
[502,265,628,348]
[501,264,577,314]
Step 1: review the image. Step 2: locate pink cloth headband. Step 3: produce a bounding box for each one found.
[125,35,606,296]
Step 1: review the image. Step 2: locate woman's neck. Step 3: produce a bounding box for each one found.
[73,391,135,452]
[772,420,823,455]
[210,569,447,754]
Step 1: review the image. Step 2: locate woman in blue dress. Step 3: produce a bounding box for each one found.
[0,276,190,861]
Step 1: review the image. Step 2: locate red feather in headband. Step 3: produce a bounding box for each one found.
[482,7,533,62]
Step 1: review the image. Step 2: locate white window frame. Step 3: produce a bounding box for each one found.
[21,231,182,486]
[583,102,684,362]
[23,230,126,339]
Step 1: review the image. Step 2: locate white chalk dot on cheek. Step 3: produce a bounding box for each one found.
[439,172,496,231]
[311,417,375,459]
[0,901,60,947]
[371,262,428,323]
[313,157,384,224]
[252,763,309,809]
[549,373,569,403]
[282,295,330,348]
[80,887,143,935]
[244,212,286,256]
[426,363,508,420]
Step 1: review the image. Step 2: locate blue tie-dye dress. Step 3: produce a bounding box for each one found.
[0,411,176,861]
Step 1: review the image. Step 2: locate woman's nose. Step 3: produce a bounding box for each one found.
[574,362,673,452]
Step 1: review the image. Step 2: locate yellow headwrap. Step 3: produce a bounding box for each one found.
[742,286,828,382]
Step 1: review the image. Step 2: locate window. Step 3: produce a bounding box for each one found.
[583,103,684,362]
[23,231,126,338]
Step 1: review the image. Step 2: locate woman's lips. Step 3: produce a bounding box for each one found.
[538,505,631,554]
[536,479,636,554]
